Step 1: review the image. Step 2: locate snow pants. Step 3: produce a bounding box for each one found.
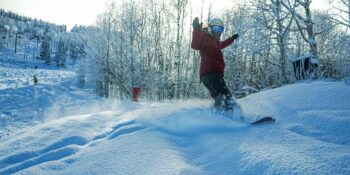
[200,72,234,109]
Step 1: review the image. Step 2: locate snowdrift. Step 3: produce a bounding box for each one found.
[0,81,349,174]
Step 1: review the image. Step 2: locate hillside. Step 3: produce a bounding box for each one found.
[0,59,349,174]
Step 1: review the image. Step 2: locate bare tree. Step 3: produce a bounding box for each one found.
[329,0,350,29]
[283,1,319,58]
[250,0,294,83]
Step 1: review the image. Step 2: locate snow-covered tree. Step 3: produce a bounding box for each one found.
[54,38,67,66]
[329,0,350,30]
[40,28,51,64]
[72,0,350,99]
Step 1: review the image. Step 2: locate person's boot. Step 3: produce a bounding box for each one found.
[224,96,238,111]
[214,95,225,110]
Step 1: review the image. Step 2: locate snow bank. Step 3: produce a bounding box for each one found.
[240,81,350,145]
[1,79,349,175]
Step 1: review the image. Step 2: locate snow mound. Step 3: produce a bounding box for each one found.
[240,81,350,146]
[0,81,350,174]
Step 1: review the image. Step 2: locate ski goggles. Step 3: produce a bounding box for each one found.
[212,25,224,33]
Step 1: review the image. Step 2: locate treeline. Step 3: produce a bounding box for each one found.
[73,0,350,100]
[0,9,61,27]
[0,8,82,67]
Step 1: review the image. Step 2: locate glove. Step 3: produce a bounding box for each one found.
[192,17,203,31]
[232,34,239,40]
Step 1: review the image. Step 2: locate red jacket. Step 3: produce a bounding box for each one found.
[191,30,235,77]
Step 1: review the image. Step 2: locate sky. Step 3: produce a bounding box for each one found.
[0,0,329,30]
[0,0,108,29]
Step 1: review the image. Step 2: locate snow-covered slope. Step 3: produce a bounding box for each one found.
[1,59,349,174]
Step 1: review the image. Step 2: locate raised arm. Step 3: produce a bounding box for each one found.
[220,34,239,49]
[191,30,204,50]
[191,17,203,50]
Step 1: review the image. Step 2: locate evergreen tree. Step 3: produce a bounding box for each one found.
[55,39,67,66]
[40,28,51,64]
[69,42,79,64]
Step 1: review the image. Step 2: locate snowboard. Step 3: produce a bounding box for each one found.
[214,107,276,125]
[250,116,275,125]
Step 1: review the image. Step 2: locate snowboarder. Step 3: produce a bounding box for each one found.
[33,65,38,84]
[191,17,239,110]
